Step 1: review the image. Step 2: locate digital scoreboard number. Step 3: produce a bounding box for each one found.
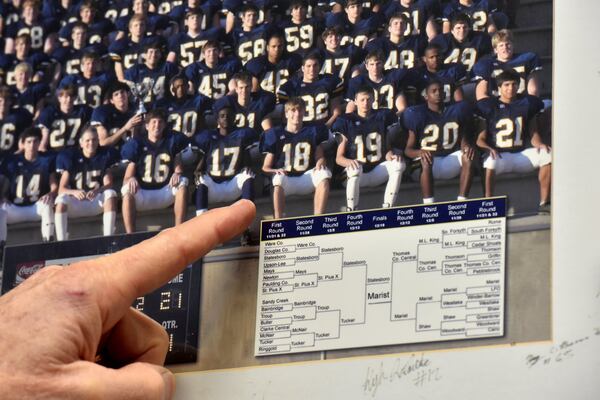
[255,198,507,356]
[0,232,201,365]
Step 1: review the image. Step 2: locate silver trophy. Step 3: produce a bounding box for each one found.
[128,78,155,115]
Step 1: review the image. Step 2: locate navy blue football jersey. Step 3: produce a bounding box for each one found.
[325,10,384,48]
[476,95,544,152]
[10,83,50,115]
[192,127,259,182]
[5,19,60,53]
[184,58,241,99]
[317,45,365,84]
[442,0,498,32]
[124,61,179,106]
[231,24,272,65]
[0,53,52,85]
[0,108,33,156]
[168,1,222,29]
[115,12,171,34]
[403,101,474,156]
[245,53,303,95]
[51,44,108,76]
[103,0,132,23]
[214,91,276,131]
[261,124,329,176]
[431,31,492,72]
[411,63,469,104]
[279,17,322,55]
[278,75,344,124]
[383,1,435,36]
[332,109,396,172]
[168,28,229,68]
[364,35,427,70]
[56,147,119,190]
[108,36,162,69]
[472,52,543,95]
[156,94,212,138]
[346,68,414,111]
[59,72,114,108]
[58,19,115,46]
[36,104,92,151]
[3,153,55,206]
[91,104,135,146]
[120,133,189,189]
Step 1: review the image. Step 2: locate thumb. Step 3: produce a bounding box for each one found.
[64,361,175,400]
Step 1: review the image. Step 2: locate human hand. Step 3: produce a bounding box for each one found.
[39,192,56,205]
[169,172,181,188]
[125,114,144,131]
[128,177,140,194]
[420,150,432,165]
[0,200,256,400]
[86,188,101,201]
[462,145,475,161]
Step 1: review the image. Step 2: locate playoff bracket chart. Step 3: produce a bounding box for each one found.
[255,198,507,356]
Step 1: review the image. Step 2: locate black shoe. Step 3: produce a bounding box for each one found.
[538,202,551,215]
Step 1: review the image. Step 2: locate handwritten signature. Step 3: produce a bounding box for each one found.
[525,327,600,368]
[362,353,442,397]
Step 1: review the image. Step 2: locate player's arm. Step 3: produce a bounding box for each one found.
[251,76,260,92]
[169,155,184,187]
[475,79,489,101]
[459,121,477,161]
[527,73,540,97]
[261,117,273,131]
[453,85,464,102]
[262,152,285,175]
[166,51,177,64]
[475,126,499,159]
[114,61,126,82]
[123,160,140,193]
[40,172,59,205]
[395,94,408,115]
[58,170,86,200]
[345,100,356,114]
[99,115,144,147]
[315,142,328,169]
[528,114,550,152]
[335,134,359,169]
[405,129,432,165]
[39,127,50,152]
[325,95,343,128]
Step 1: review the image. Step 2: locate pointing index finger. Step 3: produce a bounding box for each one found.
[74,200,255,322]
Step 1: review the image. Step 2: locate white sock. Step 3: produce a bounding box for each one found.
[346,174,360,210]
[55,212,68,241]
[383,171,403,207]
[457,196,467,201]
[196,209,208,216]
[423,197,435,204]
[40,204,55,241]
[103,211,116,236]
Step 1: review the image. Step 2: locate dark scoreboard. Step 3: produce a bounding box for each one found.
[0,231,201,365]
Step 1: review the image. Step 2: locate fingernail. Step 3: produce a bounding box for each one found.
[161,370,175,400]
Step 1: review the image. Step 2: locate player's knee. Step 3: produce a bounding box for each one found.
[346,166,361,178]
[103,189,117,200]
[55,202,68,214]
[55,194,69,206]
[272,174,286,188]
[483,156,497,171]
[121,185,132,196]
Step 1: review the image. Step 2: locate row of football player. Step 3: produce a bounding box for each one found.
[0,27,541,159]
[0,69,551,245]
[1,0,514,66]
[0,2,536,119]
